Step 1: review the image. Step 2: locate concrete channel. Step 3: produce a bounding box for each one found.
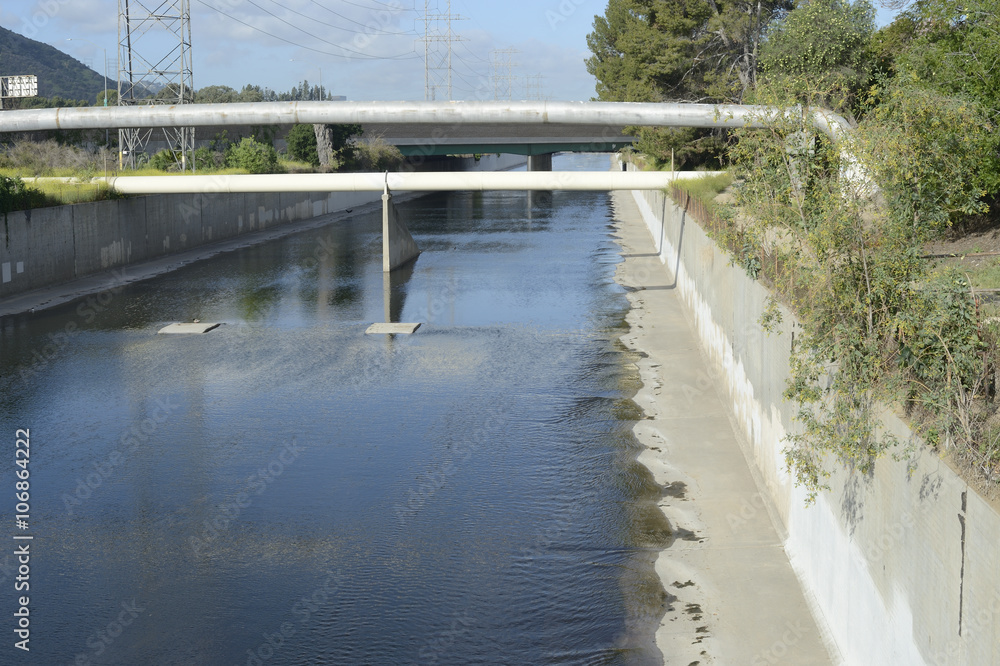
[612,189,836,665]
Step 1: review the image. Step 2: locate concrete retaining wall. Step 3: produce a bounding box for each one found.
[629,186,1000,665]
[0,153,525,301]
[0,188,384,300]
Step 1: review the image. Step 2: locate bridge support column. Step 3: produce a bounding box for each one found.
[382,184,420,272]
[527,153,553,172]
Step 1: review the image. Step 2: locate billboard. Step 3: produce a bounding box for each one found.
[1,75,39,99]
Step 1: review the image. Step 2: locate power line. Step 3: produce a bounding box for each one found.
[490,48,518,101]
[422,0,466,100]
[304,0,419,34]
[524,73,546,101]
[194,0,420,60]
[243,0,414,57]
[268,0,419,36]
[338,0,419,11]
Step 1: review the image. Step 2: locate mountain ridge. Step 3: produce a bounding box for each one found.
[0,25,111,103]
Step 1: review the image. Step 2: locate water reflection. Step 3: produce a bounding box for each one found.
[383,260,416,324]
[0,154,667,665]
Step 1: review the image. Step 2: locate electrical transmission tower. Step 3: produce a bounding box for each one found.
[117,0,195,170]
[490,49,518,101]
[422,1,465,101]
[524,74,545,101]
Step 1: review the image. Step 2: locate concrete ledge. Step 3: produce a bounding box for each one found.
[365,322,420,335]
[158,322,221,334]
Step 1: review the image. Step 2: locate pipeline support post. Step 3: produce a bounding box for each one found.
[382,182,420,272]
[527,154,553,172]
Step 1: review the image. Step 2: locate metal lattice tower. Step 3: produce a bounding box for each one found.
[117,0,195,170]
[524,74,545,101]
[422,0,465,101]
[490,49,518,101]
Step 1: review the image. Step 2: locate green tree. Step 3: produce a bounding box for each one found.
[728,81,993,500]
[195,85,238,104]
[225,136,279,174]
[890,0,1000,198]
[586,0,791,167]
[314,124,363,170]
[286,124,320,166]
[238,85,267,103]
[96,89,117,106]
[759,0,876,117]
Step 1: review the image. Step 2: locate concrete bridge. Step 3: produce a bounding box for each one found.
[359,122,636,160]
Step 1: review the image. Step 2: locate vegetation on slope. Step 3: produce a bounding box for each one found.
[0,26,108,103]
[601,0,1000,497]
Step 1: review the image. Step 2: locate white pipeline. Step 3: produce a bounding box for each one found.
[0,101,851,140]
[100,170,703,194]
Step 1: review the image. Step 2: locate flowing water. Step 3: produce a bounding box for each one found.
[0,153,670,665]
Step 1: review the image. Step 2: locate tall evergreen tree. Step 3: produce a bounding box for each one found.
[586,0,792,167]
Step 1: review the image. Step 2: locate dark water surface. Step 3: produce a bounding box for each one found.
[0,154,669,665]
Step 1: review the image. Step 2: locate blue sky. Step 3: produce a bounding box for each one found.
[1,0,902,102]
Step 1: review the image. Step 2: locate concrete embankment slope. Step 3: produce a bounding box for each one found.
[612,190,835,665]
[625,181,1000,665]
[0,154,524,315]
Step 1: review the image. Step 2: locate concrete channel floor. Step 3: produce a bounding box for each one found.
[611,191,837,666]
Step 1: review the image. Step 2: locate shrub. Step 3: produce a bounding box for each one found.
[149,149,181,172]
[0,176,52,216]
[225,136,280,174]
[353,136,404,172]
[0,140,106,176]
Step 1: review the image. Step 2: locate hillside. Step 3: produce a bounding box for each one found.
[0,25,109,103]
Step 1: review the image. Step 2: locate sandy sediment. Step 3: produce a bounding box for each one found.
[610,190,835,665]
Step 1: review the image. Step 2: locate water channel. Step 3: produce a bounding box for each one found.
[0,153,671,664]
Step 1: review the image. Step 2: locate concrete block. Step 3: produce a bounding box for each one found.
[158,322,221,334]
[365,322,420,334]
[245,192,281,231]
